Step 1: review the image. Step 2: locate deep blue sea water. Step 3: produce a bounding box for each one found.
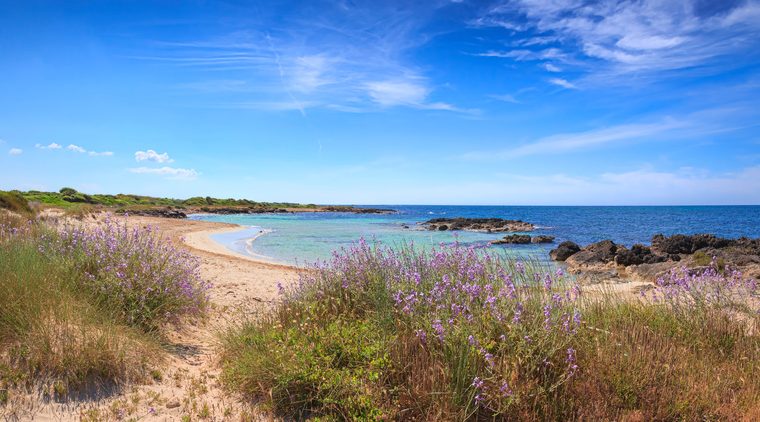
[190,206,760,266]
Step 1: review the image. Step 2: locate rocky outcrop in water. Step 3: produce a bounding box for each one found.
[491,234,555,245]
[321,206,396,214]
[422,218,534,233]
[197,206,289,214]
[491,234,531,244]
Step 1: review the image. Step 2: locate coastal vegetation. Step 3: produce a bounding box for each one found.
[0,210,210,407]
[9,187,316,210]
[220,241,760,420]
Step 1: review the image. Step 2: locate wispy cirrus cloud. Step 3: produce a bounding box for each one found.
[134,2,468,114]
[474,0,760,80]
[462,118,691,160]
[129,166,199,180]
[480,165,760,205]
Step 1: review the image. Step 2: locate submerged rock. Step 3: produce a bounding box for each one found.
[531,235,555,244]
[422,218,534,233]
[490,234,532,244]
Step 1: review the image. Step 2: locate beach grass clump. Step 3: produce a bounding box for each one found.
[1,214,210,401]
[568,263,760,420]
[39,217,212,331]
[0,191,34,216]
[0,217,158,399]
[221,240,583,419]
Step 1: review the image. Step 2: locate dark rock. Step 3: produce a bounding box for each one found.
[491,234,531,244]
[123,207,187,219]
[422,218,534,233]
[615,244,668,266]
[565,240,618,267]
[549,241,581,261]
[531,235,555,244]
[651,233,733,255]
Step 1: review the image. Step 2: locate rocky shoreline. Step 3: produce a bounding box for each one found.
[121,205,396,218]
[421,218,535,233]
[550,234,760,284]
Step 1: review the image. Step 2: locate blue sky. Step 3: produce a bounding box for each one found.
[1,0,759,205]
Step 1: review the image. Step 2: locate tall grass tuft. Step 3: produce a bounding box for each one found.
[0,213,211,404]
[221,240,760,420]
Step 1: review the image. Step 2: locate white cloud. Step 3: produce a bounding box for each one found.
[462,118,689,159]
[490,94,520,104]
[548,78,577,89]
[129,166,199,180]
[365,79,429,106]
[363,78,466,112]
[35,143,62,150]
[67,144,86,153]
[88,151,114,157]
[543,63,562,72]
[135,149,173,163]
[8,148,22,156]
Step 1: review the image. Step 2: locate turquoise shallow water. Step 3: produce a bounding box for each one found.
[190,205,760,267]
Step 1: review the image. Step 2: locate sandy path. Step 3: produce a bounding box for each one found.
[16,215,300,421]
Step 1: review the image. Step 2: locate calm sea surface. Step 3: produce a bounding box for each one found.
[190,206,760,266]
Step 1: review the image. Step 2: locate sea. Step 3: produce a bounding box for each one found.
[190,205,760,267]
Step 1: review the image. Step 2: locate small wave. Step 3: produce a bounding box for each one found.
[243,229,274,257]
